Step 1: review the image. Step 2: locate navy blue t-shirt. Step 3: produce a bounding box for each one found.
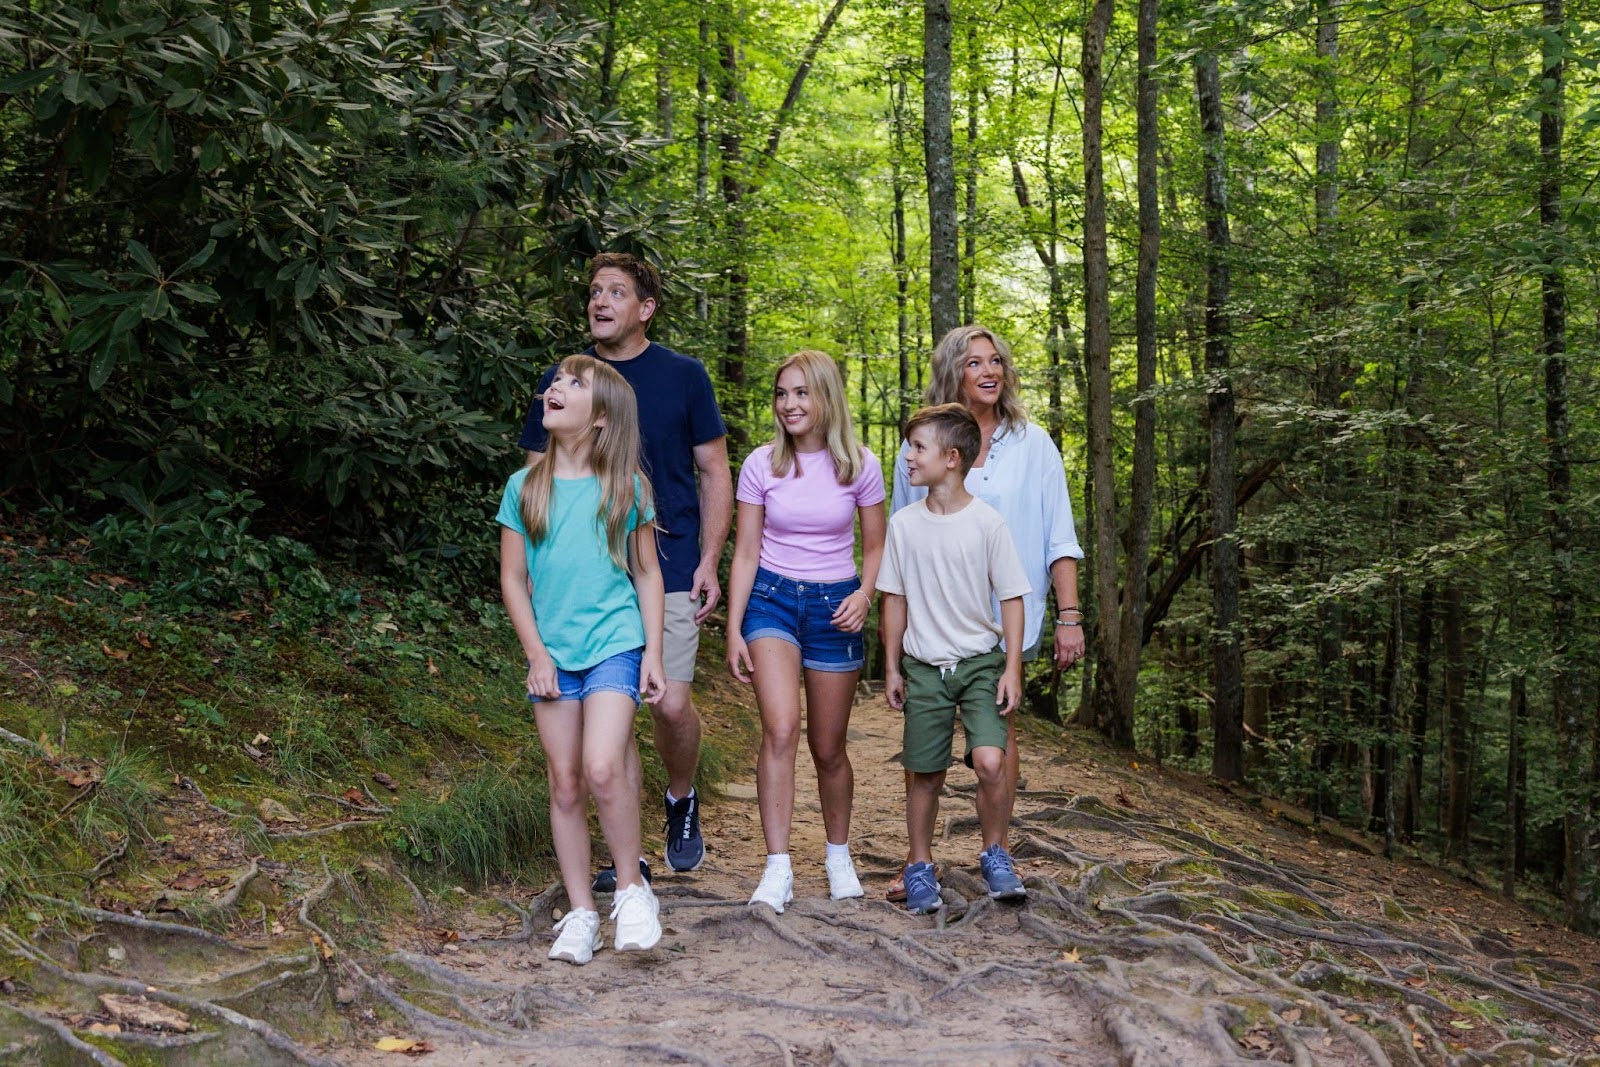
[518,343,727,594]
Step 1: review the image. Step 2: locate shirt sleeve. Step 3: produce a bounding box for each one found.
[735,450,768,506]
[685,359,729,447]
[515,365,560,452]
[875,518,906,595]
[1034,428,1085,562]
[854,448,887,507]
[495,471,528,534]
[988,517,1034,601]
[632,474,656,530]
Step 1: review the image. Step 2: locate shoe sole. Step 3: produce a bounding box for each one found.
[666,848,705,873]
[615,926,661,952]
[988,886,1028,901]
[548,947,595,964]
[830,888,864,900]
[906,900,942,915]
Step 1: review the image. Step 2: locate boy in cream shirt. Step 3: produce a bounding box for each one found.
[877,404,1032,914]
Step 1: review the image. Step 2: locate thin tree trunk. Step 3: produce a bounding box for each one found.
[718,29,748,433]
[695,19,711,322]
[1195,51,1243,782]
[1405,585,1434,841]
[923,0,958,342]
[1539,0,1593,932]
[963,26,979,326]
[1443,583,1469,860]
[892,72,911,428]
[1083,0,1122,745]
[1113,0,1160,743]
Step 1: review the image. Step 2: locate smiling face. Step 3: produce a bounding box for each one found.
[904,424,955,488]
[772,363,824,449]
[587,267,654,351]
[959,336,1006,414]
[541,365,600,438]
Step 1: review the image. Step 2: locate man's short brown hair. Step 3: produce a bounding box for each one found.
[589,252,663,308]
[904,403,982,476]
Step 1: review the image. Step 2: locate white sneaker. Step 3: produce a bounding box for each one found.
[748,864,794,913]
[610,882,661,951]
[547,908,601,965]
[825,854,864,900]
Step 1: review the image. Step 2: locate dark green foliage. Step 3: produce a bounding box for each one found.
[0,0,660,574]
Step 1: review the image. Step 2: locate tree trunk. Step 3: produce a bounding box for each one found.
[892,72,911,429]
[717,29,748,437]
[1538,0,1594,932]
[963,27,979,326]
[1195,51,1243,783]
[695,19,711,322]
[1111,0,1159,747]
[923,0,958,343]
[1443,583,1469,860]
[1404,585,1434,841]
[1082,0,1123,746]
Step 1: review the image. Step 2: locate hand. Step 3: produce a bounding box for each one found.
[1054,623,1086,669]
[638,655,666,705]
[526,653,560,700]
[691,560,721,624]
[727,634,753,683]
[830,588,870,633]
[995,668,1022,716]
[886,669,905,711]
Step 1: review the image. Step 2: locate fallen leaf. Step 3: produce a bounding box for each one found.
[431,928,459,943]
[426,656,439,675]
[170,871,209,891]
[135,632,153,649]
[1404,976,1426,987]
[101,641,130,661]
[374,1036,434,1054]
[311,932,335,961]
[57,765,100,789]
[243,743,265,760]
[99,994,192,1032]
[1342,1012,1362,1023]
[1282,1008,1302,1024]
[1059,947,1080,963]
[1413,1032,1425,1049]
[373,772,399,791]
[87,1022,122,1035]
[1449,1020,1475,1031]
[258,797,298,823]
[343,788,367,803]
[252,733,271,746]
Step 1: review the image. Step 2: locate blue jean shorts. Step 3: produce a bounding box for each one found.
[741,567,864,672]
[528,647,642,704]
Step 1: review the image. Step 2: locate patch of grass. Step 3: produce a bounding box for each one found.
[389,770,550,888]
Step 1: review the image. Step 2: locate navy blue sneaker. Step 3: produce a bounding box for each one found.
[590,859,652,894]
[664,791,704,872]
[979,844,1027,900]
[903,861,941,914]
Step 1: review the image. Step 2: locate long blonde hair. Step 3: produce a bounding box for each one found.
[768,349,863,485]
[520,355,655,572]
[924,325,1027,435]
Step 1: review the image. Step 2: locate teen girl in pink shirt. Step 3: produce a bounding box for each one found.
[726,350,886,911]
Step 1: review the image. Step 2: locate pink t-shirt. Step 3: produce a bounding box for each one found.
[737,444,885,580]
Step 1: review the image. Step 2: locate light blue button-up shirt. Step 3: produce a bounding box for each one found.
[892,420,1084,652]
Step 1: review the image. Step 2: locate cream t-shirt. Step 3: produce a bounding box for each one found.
[876,497,1032,666]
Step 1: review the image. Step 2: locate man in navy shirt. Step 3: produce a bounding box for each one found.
[520,253,732,883]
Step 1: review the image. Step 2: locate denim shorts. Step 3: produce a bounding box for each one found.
[528,646,642,704]
[741,567,864,672]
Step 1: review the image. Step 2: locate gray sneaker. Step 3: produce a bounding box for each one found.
[979,844,1027,900]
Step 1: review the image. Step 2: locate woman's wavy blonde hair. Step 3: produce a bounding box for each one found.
[520,355,654,573]
[923,325,1027,435]
[768,349,864,485]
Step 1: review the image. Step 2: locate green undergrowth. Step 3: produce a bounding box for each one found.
[0,522,759,913]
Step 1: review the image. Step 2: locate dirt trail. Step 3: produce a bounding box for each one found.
[8,687,1600,1066]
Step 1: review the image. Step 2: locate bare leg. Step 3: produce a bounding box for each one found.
[582,691,648,892]
[534,700,595,913]
[1002,714,1019,849]
[651,680,702,800]
[804,668,859,846]
[906,769,946,865]
[750,639,803,855]
[971,745,1008,850]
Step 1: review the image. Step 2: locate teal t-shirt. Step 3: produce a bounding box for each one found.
[496,468,653,671]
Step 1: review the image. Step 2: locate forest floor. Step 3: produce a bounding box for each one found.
[5,672,1600,1066]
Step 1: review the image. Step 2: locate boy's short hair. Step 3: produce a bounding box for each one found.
[904,403,982,475]
[589,252,663,307]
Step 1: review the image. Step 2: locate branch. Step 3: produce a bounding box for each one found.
[754,0,850,175]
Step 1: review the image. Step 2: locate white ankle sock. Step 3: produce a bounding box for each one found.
[825,841,850,864]
[766,853,791,871]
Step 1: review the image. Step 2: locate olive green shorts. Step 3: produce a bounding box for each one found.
[899,648,1009,773]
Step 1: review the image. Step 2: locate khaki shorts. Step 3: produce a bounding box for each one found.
[662,591,703,683]
[899,648,1009,773]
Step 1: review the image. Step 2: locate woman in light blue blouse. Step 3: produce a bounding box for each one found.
[888,325,1085,880]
